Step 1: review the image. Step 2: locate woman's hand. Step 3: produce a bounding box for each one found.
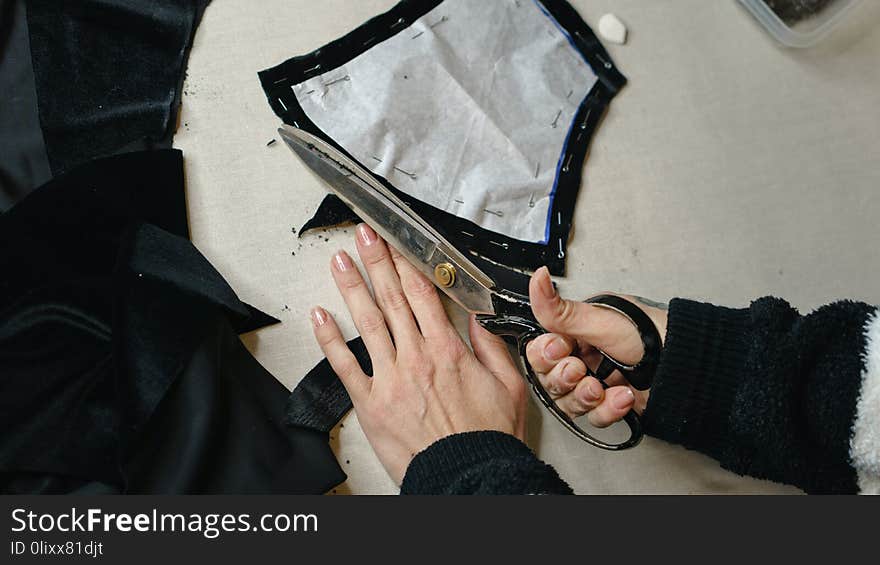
[525,267,668,427]
[310,224,527,485]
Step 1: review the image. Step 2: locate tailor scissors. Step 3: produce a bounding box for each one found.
[278,125,662,450]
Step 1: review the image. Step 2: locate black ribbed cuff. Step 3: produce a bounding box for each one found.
[642,298,751,461]
[400,431,538,495]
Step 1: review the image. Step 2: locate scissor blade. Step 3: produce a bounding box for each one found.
[278,125,497,315]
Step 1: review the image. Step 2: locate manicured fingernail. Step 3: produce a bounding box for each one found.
[357,223,377,246]
[333,250,351,272]
[538,267,556,299]
[310,306,327,327]
[561,361,578,384]
[586,380,603,401]
[612,388,635,410]
[543,336,568,361]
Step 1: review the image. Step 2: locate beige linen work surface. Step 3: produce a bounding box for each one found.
[173,0,880,494]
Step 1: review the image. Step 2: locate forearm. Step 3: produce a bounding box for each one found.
[643,297,879,494]
[400,431,573,495]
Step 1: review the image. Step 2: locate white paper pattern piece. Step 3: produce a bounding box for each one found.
[292,0,598,243]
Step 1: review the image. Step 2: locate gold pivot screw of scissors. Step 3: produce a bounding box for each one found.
[434,262,456,287]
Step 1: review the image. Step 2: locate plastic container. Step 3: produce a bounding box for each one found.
[739,0,862,47]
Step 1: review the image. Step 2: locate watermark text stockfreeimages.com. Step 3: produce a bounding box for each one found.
[10,507,318,540]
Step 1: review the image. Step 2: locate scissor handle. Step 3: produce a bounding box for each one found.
[477,294,662,451]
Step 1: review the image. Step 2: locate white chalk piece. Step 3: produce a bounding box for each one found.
[598,13,627,45]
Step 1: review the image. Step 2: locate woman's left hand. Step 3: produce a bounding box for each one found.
[310,223,527,485]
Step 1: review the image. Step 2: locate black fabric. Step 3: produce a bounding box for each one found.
[400,431,573,495]
[287,338,371,433]
[25,0,209,176]
[298,194,361,237]
[0,0,52,210]
[0,150,346,494]
[643,297,874,494]
[259,0,625,275]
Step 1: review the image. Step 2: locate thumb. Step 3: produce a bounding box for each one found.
[528,267,624,351]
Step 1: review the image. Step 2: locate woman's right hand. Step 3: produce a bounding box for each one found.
[525,267,669,427]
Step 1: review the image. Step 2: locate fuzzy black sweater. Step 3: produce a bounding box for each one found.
[400,298,880,495]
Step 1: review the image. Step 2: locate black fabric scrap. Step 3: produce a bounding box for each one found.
[25,0,210,176]
[298,194,361,237]
[287,338,371,433]
[259,0,625,275]
[0,150,346,494]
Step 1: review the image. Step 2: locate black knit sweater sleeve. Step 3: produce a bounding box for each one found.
[399,297,879,495]
[643,297,879,494]
[400,431,572,495]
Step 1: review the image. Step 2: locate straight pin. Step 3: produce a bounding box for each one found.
[370,155,383,163]
[430,15,449,28]
[595,53,613,69]
[305,89,315,95]
[490,241,510,249]
[551,109,562,128]
[278,98,288,111]
[557,212,562,225]
[274,78,287,85]
[461,231,474,237]
[580,108,592,130]
[454,198,464,204]
[563,155,573,173]
[305,64,322,75]
[394,166,417,179]
[567,89,574,99]
[528,193,535,208]
[324,75,350,87]
[534,162,540,178]
[363,36,376,47]
[484,209,504,217]
[391,17,406,30]
[411,30,424,39]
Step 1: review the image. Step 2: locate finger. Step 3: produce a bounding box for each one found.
[331,250,395,368]
[554,375,605,418]
[310,306,370,404]
[355,224,421,346]
[586,386,635,428]
[389,245,453,339]
[536,356,587,398]
[468,315,522,398]
[525,332,576,374]
[528,267,630,353]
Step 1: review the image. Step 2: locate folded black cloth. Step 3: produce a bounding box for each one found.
[0,0,51,210]
[0,150,346,494]
[25,0,209,177]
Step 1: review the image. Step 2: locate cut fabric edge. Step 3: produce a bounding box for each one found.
[852,308,880,494]
[258,0,625,275]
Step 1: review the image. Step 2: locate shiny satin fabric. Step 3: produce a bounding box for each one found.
[0,150,346,494]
